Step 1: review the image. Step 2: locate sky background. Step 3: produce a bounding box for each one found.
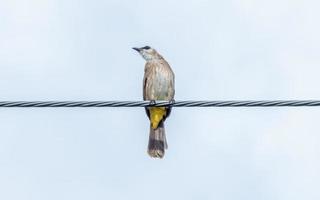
[1,0,320,199]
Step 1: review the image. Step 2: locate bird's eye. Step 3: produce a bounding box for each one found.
[144,46,151,50]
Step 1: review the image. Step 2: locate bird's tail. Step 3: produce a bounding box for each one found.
[147,120,168,158]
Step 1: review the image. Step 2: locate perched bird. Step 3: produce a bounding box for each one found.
[133,46,175,158]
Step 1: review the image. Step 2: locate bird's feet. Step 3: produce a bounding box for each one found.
[149,100,156,106]
[168,99,175,107]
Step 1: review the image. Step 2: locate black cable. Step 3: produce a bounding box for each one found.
[0,100,320,107]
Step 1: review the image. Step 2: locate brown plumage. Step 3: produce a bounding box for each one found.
[133,46,175,158]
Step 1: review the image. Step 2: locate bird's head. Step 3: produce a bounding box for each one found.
[132,46,162,61]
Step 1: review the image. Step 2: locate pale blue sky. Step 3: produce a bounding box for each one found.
[1,0,320,199]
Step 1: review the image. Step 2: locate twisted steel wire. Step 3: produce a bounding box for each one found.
[0,100,320,107]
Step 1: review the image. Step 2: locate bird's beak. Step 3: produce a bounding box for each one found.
[132,47,141,52]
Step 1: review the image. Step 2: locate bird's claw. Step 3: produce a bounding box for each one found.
[169,99,175,106]
[149,100,156,106]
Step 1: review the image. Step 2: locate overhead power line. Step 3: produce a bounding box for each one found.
[0,100,320,107]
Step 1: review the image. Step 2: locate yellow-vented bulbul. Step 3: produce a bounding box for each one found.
[133,46,175,158]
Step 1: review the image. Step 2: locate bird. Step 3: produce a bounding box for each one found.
[133,46,175,158]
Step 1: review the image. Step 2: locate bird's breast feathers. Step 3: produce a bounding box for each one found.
[143,60,175,100]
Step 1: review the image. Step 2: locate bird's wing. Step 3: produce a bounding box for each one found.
[143,62,151,100]
[143,62,153,119]
[160,59,175,100]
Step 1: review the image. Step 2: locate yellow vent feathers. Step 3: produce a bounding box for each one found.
[149,107,166,129]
